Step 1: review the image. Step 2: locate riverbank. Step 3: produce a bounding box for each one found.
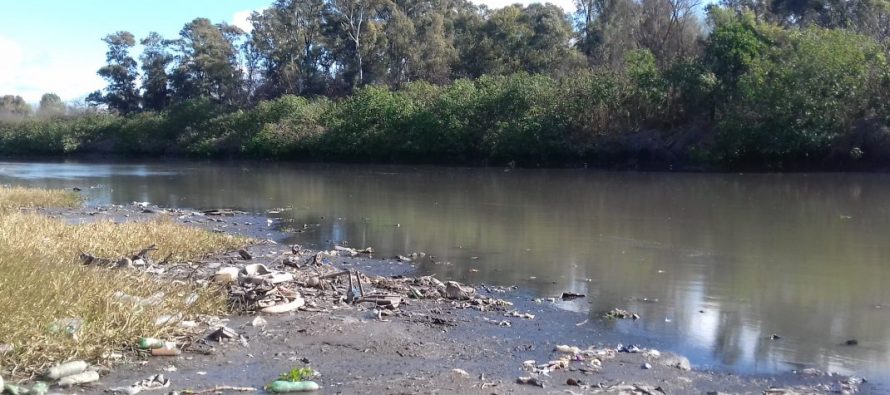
[0,197,873,393]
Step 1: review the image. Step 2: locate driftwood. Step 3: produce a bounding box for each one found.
[133,244,158,259]
[357,294,402,308]
[201,209,247,216]
[178,386,257,394]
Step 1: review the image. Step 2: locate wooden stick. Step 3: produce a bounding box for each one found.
[355,270,365,297]
[178,386,258,394]
[319,270,351,280]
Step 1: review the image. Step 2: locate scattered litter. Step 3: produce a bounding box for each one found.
[150,346,181,356]
[445,281,475,300]
[44,360,88,380]
[605,308,640,320]
[251,316,268,327]
[58,371,100,387]
[505,311,535,320]
[208,327,238,342]
[266,380,320,393]
[109,374,170,394]
[138,337,167,350]
[561,292,585,300]
[555,345,581,354]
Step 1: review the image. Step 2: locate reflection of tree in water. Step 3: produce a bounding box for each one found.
[3,160,890,378]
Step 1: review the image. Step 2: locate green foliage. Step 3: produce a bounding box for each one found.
[0,95,32,118]
[37,94,66,117]
[712,22,888,166]
[279,367,316,382]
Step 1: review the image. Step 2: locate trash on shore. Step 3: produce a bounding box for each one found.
[208,326,238,342]
[58,370,100,387]
[251,316,267,327]
[150,346,182,356]
[138,337,168,349]
[605,308,640,320]
[267,367,320,393]
[505,311,535,319]
[444,281,475,300]
[555,345,581,354]
[561,292,585,300]
[266,380,320,393]
[109,374,171,394]
[44,360,88,380]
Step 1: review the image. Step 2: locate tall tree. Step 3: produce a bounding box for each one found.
[140,32,173,111]
[170,18,244,104]
[250,0,328,97]
[636,0,704,64]
[463,4,582,77]
[326,0,384,87]
[37,93,65,117]
[413,12,456,83]
[0,95,31,117]
[89,31,140,114]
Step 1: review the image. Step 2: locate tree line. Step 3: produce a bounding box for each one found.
[1,0,889,169]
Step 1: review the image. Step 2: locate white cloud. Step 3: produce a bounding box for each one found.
[471,0,576,12]
[0,35,104,103]
[233,10,255,33]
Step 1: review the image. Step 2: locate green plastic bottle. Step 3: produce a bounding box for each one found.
[137,337,166,349]
[266,380,320,393]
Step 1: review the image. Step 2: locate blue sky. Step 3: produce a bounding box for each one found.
[0,0,574,103]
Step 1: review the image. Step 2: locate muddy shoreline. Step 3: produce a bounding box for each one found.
[33,203,877,394]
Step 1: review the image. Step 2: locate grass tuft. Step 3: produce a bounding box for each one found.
[0,187,247,378]
[0,186,81,213]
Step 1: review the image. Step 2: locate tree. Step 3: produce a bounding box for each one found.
[0,95,31,117]
[170,18,244,105]
[636,0,704,64]
[140,32,173,111]
[463,4,583,77]
[575,0,640,67]
[412,12,456,83]
[326,0,383,87]
[250,0,329,97]
[90,31,140,114]
[37,93,65,117]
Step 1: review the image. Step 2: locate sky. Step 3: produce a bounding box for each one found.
[0,0,576,104]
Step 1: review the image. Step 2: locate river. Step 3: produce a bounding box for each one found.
[2,159,888,383]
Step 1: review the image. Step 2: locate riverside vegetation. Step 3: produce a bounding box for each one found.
[1,0,890,169]
[0,187,245,377]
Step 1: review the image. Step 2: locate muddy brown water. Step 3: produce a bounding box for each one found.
[2,159,889,384]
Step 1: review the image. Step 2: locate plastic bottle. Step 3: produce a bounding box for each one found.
[266,380,320,393]
[58,371,100,387]
[138,337,166,349]
[44,360,88,380]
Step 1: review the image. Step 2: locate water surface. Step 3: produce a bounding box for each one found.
[2,159,889,381]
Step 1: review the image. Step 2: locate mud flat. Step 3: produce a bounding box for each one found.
[24,204,878,394]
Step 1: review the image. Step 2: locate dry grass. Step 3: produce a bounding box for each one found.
[0,186,81,213]
[0,187,247,378]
